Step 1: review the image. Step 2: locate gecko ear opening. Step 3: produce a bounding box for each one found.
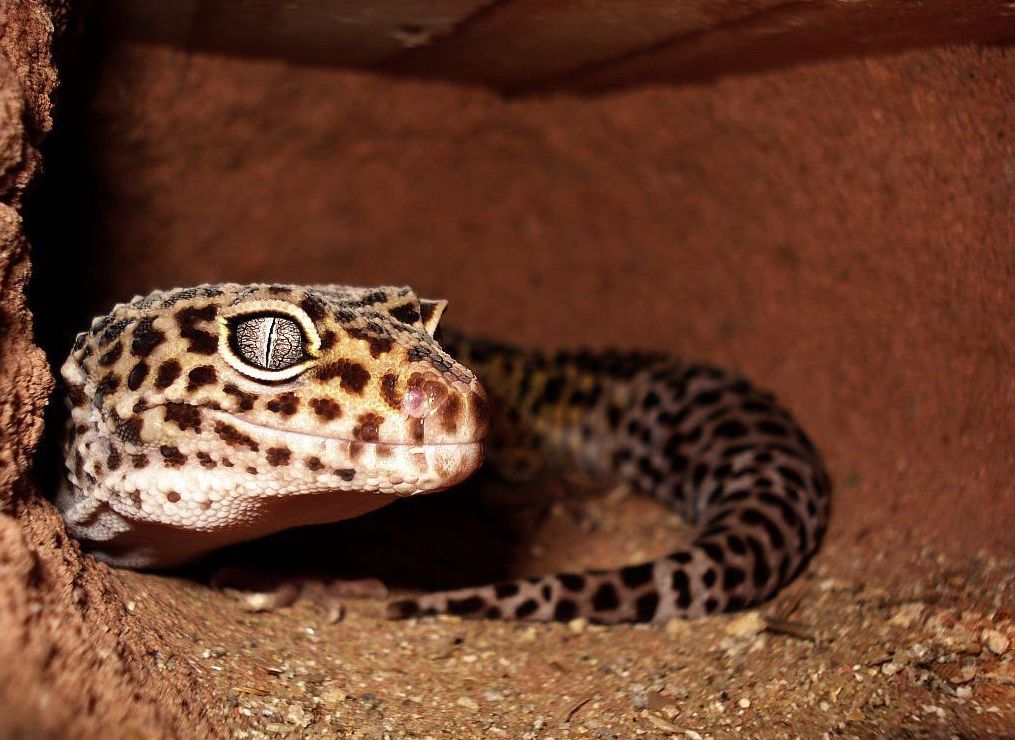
[418,299,448,337]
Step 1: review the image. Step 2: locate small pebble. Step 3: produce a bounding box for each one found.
[456,696,479,711]
[888,603,925,628]
[568,618,588,634]
[665,619,691,636]
[738,698,751,709]
[981,629,1010,655]
[724,611,766,639]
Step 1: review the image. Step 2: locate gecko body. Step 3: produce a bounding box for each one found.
[60,284,830,623]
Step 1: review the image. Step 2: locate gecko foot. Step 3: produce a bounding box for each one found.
[211,567,388,622]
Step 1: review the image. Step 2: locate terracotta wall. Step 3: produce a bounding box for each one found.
[51,41,1014,560]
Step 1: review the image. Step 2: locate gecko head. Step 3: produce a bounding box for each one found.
[60,284,489,567]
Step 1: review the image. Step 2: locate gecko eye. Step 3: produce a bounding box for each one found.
[218,298,321,382]
[228,314,309,371]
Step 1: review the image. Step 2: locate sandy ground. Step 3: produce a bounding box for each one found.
[99,477,1015,738]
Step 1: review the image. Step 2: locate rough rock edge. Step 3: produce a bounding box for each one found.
[0,2,218,736]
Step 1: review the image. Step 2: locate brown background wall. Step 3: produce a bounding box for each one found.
[64,42,1014,559]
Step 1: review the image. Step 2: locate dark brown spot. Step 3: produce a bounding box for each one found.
[155,360,182,389]
[160,445,186,467]
[388,302,420,325]
[495,582,519,598]
[305,456,324,472]
[439,393,462,434]
[347,326,393,358]
[319,329,337,350]
[380,373,402,410]
[418,299,440,327]
[309,398,341,420]
[635,591,660,622]
[316,359,370,394]
[376,444,392,458]
[723,567,747,590]
[447,596,485,616]
[388,599,420,619]
[620,562,655,588]
[266,392,299,416]
[672,570,692,609]
[187,365,217,390]
[348,442,363,459]
[266,447,291,467]
[97,373,120,395]
[115,414,144,444]
[553,600,577,621]
[559,574,585,592]
[408,417,424,443]
[246,466,257,474]
[166,490,181,503]
[196,451,217,469]
[164,403,202,432]
[127,362,149,391]
[515,599,539,619]
[214,421,259,451]
[99,342,123,366]
[130,454,149,468]
[130,318,165,357]
[469,391,490,435]
[299,295,326,322]
[353,413,384,442]
[67,384,87,408]
[176,305,219,354]
[223,384,256,411]
[714,419,749,439]
[592,583,620,611]
[122,488,140,508]
[336,468,355,481]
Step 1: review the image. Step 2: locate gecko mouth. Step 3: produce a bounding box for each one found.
[208,408,485,493]
[131,402,485,449]
[209,408,486,450]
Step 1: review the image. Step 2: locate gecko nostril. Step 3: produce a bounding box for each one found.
[402,375,450,419]
[422,378,449,411]
[402,387,426,417]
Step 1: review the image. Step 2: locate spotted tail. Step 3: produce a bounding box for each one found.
[387,333,831,624]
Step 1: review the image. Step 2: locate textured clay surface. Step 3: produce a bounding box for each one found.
[12,23,1015,740]
[1,2,216,737]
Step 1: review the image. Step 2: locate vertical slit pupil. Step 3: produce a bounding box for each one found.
[231,314,306,371]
